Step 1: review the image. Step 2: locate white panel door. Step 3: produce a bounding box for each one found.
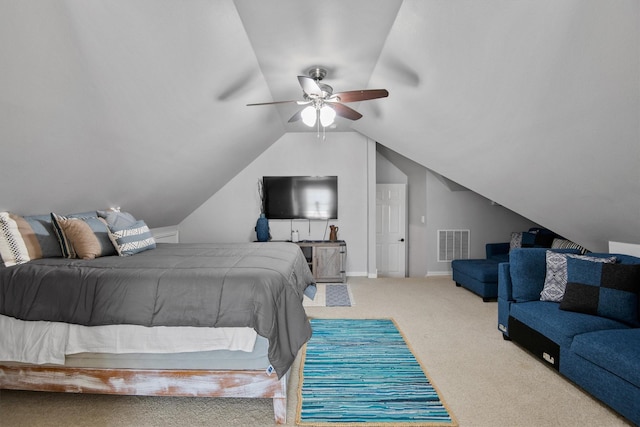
[376,184,407,277]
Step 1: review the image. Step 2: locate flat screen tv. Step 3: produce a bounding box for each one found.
[263,176,338,220]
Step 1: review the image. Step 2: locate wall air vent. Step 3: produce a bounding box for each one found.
[438,229,470,262]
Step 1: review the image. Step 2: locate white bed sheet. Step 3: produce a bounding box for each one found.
[0,315,69,364]
[66,323,257,354]
[0,314,257,365]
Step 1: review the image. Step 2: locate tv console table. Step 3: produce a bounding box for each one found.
[295,240,346,283]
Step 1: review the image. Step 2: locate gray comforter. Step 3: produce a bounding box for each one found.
[0,242,315,378]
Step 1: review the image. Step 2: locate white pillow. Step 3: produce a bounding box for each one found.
[0,212,31,266]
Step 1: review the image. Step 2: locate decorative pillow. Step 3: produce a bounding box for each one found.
[55,218,103,260]
[97,209,138,229]
[21,213,64,258]
[108,220,156,256]
[509,232,522,250]
[540,252,616,302]
[551,238,589,255]
[51,213,75,258]
[73,216,117,256]
[533,230,556,248]
[0,212,43,266]
[51,213,117,259]
[560,258,640,326]
[510,232,536,251]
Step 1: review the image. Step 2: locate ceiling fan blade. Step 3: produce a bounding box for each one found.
[297,76,323,97]
[331,103,363,121]
[332,89,389,103]
[246,100,298,106]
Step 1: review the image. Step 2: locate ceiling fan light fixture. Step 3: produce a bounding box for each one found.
[320,105,336,127]
[247,66,389,130]
[301,105,317,127]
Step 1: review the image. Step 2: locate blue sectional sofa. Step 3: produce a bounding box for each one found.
[452,242,509,301]
[452,228,569,301]
[498,248,640,425]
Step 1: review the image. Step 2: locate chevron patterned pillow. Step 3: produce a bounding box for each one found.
[108,220,156,256]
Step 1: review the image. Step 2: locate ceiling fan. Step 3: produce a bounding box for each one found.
[247,67,389,128]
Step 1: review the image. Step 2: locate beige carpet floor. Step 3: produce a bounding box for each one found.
[0,276,632,426]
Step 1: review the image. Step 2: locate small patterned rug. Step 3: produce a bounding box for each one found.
[303,283,354,307]
[296,318,457,426]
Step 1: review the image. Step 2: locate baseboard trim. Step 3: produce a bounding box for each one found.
[346,272,369,278]
[426,271,452,277]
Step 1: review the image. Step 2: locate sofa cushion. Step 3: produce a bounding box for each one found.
[486,242,510,260]
[510,248,580,302]
[451,259,498,282]
[571,328,640,389]
[540,252,617,302]
[509,301,630,349]
[560,259,640,326]
[490,253,509,263]
[550,238,589,255]
[533,229,556,247]
[510,231,536,250]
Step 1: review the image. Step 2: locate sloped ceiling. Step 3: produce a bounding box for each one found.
[0,0,638,251]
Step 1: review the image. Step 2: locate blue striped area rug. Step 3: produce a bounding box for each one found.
[297,318,457,426]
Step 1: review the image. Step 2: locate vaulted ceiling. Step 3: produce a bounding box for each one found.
[0,0,638,252]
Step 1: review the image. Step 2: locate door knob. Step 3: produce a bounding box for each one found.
[399,238,405,242]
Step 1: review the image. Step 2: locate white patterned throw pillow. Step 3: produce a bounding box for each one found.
[0,212,31,266]
[510,232,523,251]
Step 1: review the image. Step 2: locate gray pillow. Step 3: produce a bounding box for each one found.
[22,213,64,258]
[97,210,138,229]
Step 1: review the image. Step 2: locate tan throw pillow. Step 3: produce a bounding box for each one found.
[57,218,102,260]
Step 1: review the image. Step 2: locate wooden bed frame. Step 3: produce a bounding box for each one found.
[0,364,288,424]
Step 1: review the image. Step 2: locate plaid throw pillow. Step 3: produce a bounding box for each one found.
[560,258,640,326]
[540,251,616,302]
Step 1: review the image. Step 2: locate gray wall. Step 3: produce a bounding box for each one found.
[180,132,545,277]
[179,132,372,276]
[377,145,539,276]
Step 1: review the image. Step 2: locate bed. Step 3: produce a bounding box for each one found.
[0,241,315,424]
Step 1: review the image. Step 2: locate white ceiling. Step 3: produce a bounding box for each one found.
[235,0,402,132]
[0,0,638,251]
